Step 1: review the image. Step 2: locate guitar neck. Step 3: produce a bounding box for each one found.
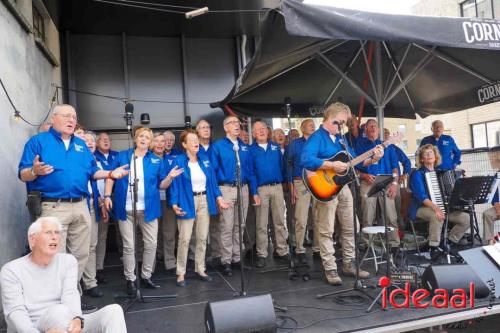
[347,141,390,167]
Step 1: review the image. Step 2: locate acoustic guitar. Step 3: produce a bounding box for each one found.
[302,133,403,202]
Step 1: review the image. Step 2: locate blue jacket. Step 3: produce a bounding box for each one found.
[355,137,399,175]
[165,148,183,157]
[94,150,119,171]
[199,142,214,158]
[343,132,363,151]
[301,125,357,171]
[88,180,102,222]
[249,141,286,186]
[420,134,461,170]
[111,149,166,222]
[18,127,100,199]
[160,154,176,202]
[169,153,222,219]
[287,137,308,181]
[210,137,257,195]
[393,145,411,175]
[408,167,432,220]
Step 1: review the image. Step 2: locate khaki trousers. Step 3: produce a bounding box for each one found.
[95,221,109,271]
[335,186,357,260]
[158,200,177,270]
[82,201,98,290]
[313,196,340,271]
[359,180,400,247]
[176,195,210,275]
[256,184,288,258]
[34,304,127,333]
[294,180,315,254]
[119,211,158,281]
[482,206,499,243]
[416,207,469,246]
[220,185,249,264]
[243,204,256,251]
[284,187,295,246]
[41,200,91,283]
[209,214,222,258]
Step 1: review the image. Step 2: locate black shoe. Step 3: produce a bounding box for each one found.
[231,261,241,269]
[429,246,442,262]
[297,253,308,265]
[96,270,108,284]
[448,241,463,259]
[81,301,98,314]
[198,273,213,282]
[141,277,161,289]
[312,251,321,260]
[222,264,233,276]
[255,256,267,268]
[276,254,291,264]
[165,267,176,275]
[176,279,186,287]
[212,257,222,268]
[126,280,137,295]
[83,286,103,298]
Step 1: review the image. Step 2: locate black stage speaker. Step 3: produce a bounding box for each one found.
[205,294,277,333]
[421,264,490,298]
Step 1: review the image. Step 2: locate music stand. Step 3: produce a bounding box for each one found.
[448,176,497,248]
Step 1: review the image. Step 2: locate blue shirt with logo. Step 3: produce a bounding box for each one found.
[111,149,166,222]
[393,145,411,175]
[420,134,461,170]
[169,152,222,219]
[287,137,308,181]
[355,137,399,175]
[94,150,118,171]
[408,167,432,220]
[18,127,100,199]
[249,141,285,186]
[165,148,183,157]
[210,137,257,195]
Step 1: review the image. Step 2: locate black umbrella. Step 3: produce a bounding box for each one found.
[214,0,500,126]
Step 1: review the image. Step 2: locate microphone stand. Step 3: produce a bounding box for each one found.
[317,127,374,300]
[233,144,247,296]
[115,106,176,313]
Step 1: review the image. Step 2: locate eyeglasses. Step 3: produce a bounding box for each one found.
[224,120,241,126]
[55,113,78,121]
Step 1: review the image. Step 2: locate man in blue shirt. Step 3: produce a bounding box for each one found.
[250,121,289,268]
[356,119,401,256]
[288,119,320,264]
[94,132,118,171]
[419,120,461,170]
[211,116,260,276]
[301,102,377,285]
[164,130,183,157]
[18,104,128,312]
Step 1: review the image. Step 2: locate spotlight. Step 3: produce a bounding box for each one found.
[140,113,150,125]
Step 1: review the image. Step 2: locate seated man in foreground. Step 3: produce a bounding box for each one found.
[0,216,127,333]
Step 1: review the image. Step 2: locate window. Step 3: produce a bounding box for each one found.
[471,120,500,148]
[398,124,407,135]
[461,0,496,19]
[32,5,45,41]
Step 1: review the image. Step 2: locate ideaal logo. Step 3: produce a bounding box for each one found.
[379,276,475,309]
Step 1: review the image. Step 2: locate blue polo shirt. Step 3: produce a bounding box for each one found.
[199,142,213,158]
[111,149,166,222]
[210,137,257,196]
[169,152,222,219]
[355,137,398,175]
[165,148,183,157]
[287,137,307,181]
[301,125,357,172]
[18,127,100,199]
[249,141,285,186]
[393,145,411,175]
[94,150,118,171]
[343,132,362,151]
[161,154,176,202]
[408,167,432,220]
[420,134,461,170]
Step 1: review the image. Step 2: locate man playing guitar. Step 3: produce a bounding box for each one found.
[301,102,382,285]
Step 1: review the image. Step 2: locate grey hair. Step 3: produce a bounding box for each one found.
[28,217,62,249]
[163,131,175,140]
[85,130,97,142]
[52,104,75,116]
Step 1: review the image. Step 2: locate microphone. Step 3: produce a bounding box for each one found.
[124,103,134,130]
[284,97,291,119]
[233,143,241,168]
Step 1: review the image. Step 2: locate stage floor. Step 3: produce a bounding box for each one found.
[1,249,499,332]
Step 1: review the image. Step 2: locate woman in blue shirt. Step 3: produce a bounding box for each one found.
[170,129,228,287]
[409,144,469,261]
[104,127,183,295]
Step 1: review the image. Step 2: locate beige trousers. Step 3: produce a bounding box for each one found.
[482,206,499,243]
[176,195,210,275]
[95,220,109,271]
[220,185,249,264]
[209,214,222,258]
[255,184,288,258]
[294,179,316,254]
[41,200,91,282]
[119,211,158,281]
[82,200,99,290]
[284,187,294,246]
[416,207,469,246]
[335,186,357,260]
[158,200,177,270]
[359,180,400,247]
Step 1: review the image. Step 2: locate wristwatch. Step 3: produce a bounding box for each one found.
[73,316,84,329]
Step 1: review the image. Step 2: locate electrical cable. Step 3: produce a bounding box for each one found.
[113,0,198,10]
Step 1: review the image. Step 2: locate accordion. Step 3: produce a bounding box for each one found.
[424,170,458,213]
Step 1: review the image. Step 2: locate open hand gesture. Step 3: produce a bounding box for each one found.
[32,155,54,176]
[111,164,129,179]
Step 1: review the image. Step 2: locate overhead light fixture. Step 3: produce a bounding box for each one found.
[185,7,209,19]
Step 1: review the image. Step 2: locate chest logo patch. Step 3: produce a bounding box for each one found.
[74,144,84,152]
